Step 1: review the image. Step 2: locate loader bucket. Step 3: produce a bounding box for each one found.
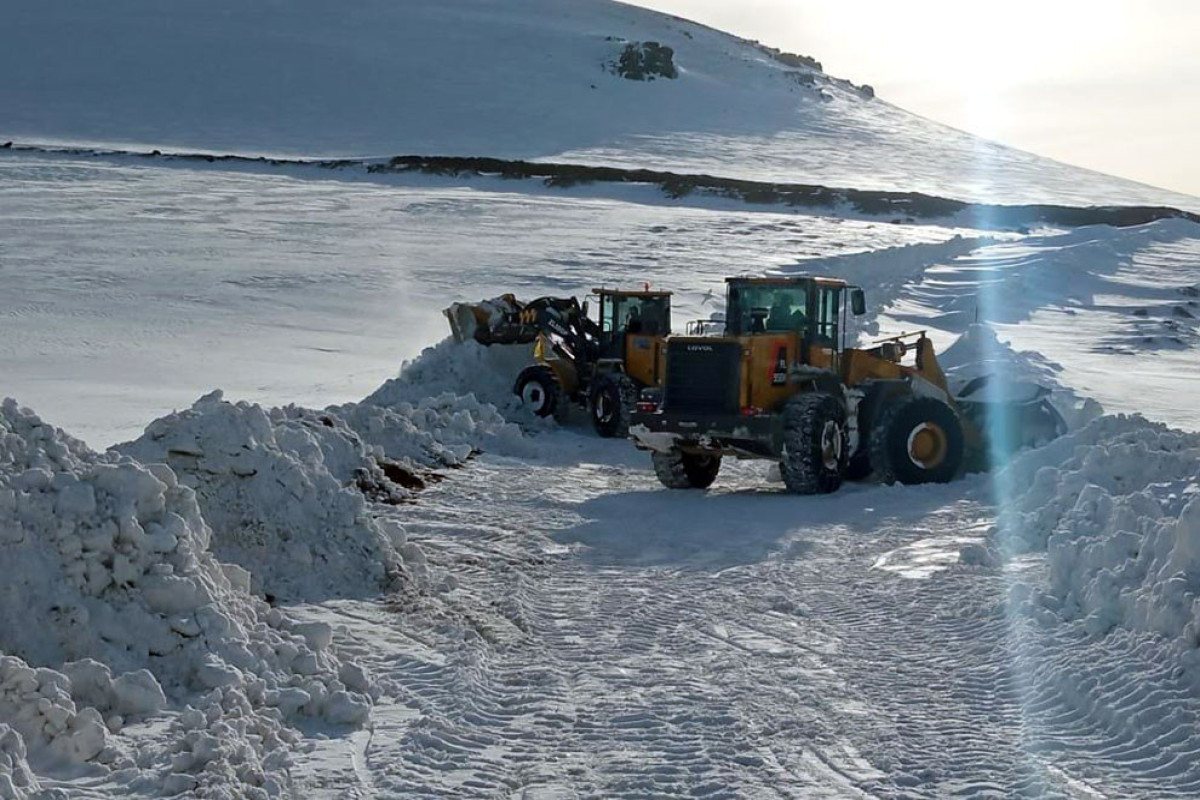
[955,374,1067,466]
[443,295,531,345]
[444,303,481,344]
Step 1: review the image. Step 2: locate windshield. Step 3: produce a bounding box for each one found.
[603,295,669,336]
[727,284,809,334]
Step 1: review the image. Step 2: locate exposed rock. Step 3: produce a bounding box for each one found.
[615,41,677,81]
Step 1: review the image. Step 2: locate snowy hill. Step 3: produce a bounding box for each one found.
[3,0,1198,211]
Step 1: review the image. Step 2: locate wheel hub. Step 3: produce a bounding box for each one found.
[594,393,613,423]
[522,383,546,411]
[820,419,844,471]
[907,422,948,469]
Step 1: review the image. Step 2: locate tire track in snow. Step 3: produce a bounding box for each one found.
[305,446,1200,798]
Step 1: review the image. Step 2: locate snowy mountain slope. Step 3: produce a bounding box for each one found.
[3,0,1198,211]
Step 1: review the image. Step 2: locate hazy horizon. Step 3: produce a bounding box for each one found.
[630,0,1200,199]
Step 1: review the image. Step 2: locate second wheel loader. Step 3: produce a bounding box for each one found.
[629,276,1065,493]
[445,288,671,437]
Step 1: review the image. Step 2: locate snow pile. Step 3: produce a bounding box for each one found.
[0,722,38,800]
[118,391,414,602]
[939,323,1102,431]
[0,656,107,768]
[0,398,377,796]
[349,338,540,466]
[988,414,1200,650]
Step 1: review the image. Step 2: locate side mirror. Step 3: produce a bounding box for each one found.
[850,288,867,316]
[582,300,590,318]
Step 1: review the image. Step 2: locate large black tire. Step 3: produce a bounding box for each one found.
[590,373,638,438]
[513,365,562,418]
[869,395,964,485]
[651,449,722,489]
[779,392,848,494]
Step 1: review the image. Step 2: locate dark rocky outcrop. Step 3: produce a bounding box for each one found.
[615,41,678,81]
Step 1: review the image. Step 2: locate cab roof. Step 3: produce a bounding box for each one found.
[591,288,673,297]
[725,276,849,289]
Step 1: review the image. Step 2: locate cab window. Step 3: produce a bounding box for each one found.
[727,285,809,334]
[814,287,840,344]
[602,296,668,336]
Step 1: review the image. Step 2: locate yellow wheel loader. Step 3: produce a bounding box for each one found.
[445,288,671,437]
[629,276,1065,492]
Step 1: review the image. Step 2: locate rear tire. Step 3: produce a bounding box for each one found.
[652,449,722,489]
[869,395,964,485]
[780,393,847,494]
[590,373,638,438]
[513,365,562,418]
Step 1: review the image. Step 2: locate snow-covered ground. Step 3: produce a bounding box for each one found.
[284,441,1200,799]
[4,0,1200,796]
[0,151,983,447]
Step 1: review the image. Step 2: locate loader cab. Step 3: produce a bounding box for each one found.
[593,288,672,386]
[725,277,846,347]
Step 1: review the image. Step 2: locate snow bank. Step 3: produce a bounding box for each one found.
[940,323,1102,431]
[349,339,540,465]
[117,391,415,602]
[776,235,1001,337]
[0,723,38,800]
[1,398,376,796]
[362,339,533,420]
[0,656,106,769]
[986,414,1200,657]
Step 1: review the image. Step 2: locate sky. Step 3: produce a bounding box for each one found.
[629,0,1200,198]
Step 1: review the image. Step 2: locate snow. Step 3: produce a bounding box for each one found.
[883,220,1200,430]
[984,415,1200,651]
[938,323,1102,431]
[116,392,415,603]
[0,722,39,800]
[4,0,1200,795]
[0,399,377,796]
[0,152,976,447]
[3,0,1197,212]
[345,340,540,464]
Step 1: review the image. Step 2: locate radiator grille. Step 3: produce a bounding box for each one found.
[664,340,742,414]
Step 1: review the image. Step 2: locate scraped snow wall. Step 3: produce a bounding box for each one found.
[989,414,1200,669]
[0,398,376,797]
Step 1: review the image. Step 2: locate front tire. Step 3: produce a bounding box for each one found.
[779,392,848,494]
[513,365,562,418]
[652,449,722,489]
[590,373,638,438]
[869,395,964,485]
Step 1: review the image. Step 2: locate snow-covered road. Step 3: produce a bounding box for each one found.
[292,434,1200,798]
